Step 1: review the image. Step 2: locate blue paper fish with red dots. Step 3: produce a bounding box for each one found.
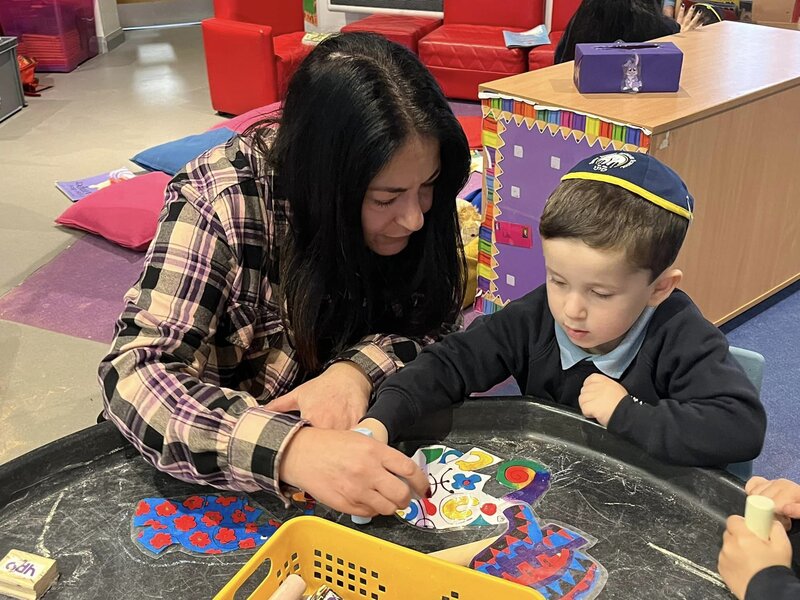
[132,495,281,555]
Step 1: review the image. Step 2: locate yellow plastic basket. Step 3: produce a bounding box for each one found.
[214,516,542,599]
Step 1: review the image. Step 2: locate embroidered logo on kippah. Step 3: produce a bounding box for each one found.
[589,152,636,172]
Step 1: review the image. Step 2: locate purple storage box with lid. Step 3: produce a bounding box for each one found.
[573,41,684,94]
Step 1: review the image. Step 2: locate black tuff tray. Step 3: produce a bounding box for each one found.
[0,398,741,599]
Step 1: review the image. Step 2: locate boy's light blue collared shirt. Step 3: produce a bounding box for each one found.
[554,306,656,379]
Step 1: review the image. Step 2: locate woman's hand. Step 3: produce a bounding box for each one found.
[718,517,792,599]
[677,4,703,32]
[279,427,430,516]
[266,362,372,429]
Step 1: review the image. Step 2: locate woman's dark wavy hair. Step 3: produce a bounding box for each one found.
[555,0,680,63]
[251,32,469,373]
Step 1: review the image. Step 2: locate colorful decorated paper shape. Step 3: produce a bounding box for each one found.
[132,495,280,556]
[398,446,509,530]
[397,445,607,599]
[453,448,502,471]
[291,491,319,516]
[497,459,551,506]
[471,504,607,599]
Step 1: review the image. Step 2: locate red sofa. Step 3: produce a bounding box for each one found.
[418,0,545,100]
[528,0,582,70]
[201,0,312,115]
[340,14,442,54]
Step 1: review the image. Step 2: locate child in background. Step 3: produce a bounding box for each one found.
[719,477,800,599]
[556,0,703,63]
[361,151,766,468]
[692,2,726,25]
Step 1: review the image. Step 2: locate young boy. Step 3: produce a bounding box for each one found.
[362,151,766,467]
[718,476,800,599]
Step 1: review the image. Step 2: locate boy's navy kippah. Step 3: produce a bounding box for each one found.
[561,151,694,220]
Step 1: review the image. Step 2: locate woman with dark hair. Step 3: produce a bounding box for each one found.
[98,33,469,516]
[555,0,702,63]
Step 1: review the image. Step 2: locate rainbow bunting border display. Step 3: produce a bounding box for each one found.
[475,94,651,314]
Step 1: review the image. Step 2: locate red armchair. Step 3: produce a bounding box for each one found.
[418,0,545,100]
[340,14,442,54]
[201,0,312,115]
[528,0,582,70]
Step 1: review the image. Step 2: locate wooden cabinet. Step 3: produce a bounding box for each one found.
[476,21,800,324]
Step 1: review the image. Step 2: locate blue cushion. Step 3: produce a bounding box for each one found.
[131,128,236,175]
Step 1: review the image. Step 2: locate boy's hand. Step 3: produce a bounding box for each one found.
[718,516,792,599]
[357,418,390,444]
[745,477,800,529]
[578,374,628,426]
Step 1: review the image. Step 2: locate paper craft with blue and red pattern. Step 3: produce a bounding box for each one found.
[398,445,552,530]
[132,495,281,556]
[470,504,607,599]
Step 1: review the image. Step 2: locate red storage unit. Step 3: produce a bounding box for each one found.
[0,0,97,72]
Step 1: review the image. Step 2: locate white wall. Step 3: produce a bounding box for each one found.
[319,0,553,30]
[117,0,213,28]
[94,0,125,52]
[308,1,349,31]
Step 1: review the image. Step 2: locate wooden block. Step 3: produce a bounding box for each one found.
[266,574,306,600]
[0,550,59,600]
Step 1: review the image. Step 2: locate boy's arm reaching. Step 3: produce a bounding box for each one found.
[365,293,544,442]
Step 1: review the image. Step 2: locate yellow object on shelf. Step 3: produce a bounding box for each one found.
[214,516,541,600]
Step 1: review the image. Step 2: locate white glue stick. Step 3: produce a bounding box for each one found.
[267,573,306,600]
[744,495,775,541]
[350,427,374,525]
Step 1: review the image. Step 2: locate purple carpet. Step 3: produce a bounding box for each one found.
[0,235,145,343]
[449,100,482,117]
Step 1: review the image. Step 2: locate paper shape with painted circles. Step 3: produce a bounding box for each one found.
[398,445,526,531]
[398,443,607,599]
[497,458,552,506]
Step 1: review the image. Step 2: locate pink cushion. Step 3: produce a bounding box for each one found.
[55,172,172,251]
[209,101,282,133]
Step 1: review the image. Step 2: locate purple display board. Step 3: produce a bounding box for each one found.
[476,95,652,315]
[491,122,606,303]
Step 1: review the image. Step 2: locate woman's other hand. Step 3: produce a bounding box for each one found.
[266,362,371,429]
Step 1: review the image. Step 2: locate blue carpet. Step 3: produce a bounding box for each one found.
[724,281,800,482]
